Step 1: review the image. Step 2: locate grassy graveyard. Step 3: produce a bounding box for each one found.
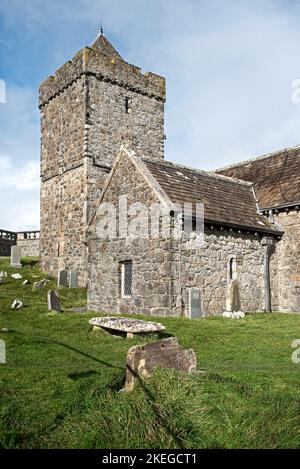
[0,256,299,449]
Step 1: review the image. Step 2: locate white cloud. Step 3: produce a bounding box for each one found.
[0,84,39,231]
[0,154,39,191]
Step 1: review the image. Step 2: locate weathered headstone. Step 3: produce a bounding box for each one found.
[32,279,49,290]
[69,270,78,288]
[47,290,61,312]
[0,271,7,278]
[58,270,68,287]
[11,299,23,309]
[10,246,22,268]
[226,279,241,312]
[125,337,197,391]
[189,288,202,318]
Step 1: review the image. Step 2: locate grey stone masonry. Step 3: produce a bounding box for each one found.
[10,246,22,268]
[88,148,279,317]
[39,34,165,286]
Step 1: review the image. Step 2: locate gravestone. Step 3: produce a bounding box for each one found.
[226,280,241,312]
[11,299,23,309]
[125,337,197,391]
[58,270,68,287]
[0,339,5,364]
[189,288,202,318]
[10,246,22,268]
[47,290,61,312]
[69,270,78,288]
[32,279,48,290]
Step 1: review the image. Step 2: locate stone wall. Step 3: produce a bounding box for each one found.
[0,230,16,256]
[16,232,40,257]
[88,153,278,317]
[178,229,276,316]
[39,42,165,286]
[274,209,300,312]
[88,154,176,315]
[40,165,89,286]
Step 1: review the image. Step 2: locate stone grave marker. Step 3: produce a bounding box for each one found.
[58,270,68,287]
[69,270,78,288]
[10,246,22,268]
[32,279,48,290]
[47,290,61,312]
[226,279,241,312]
[189,288,202,318]
[125,337,197,391]
[11,299,23,309]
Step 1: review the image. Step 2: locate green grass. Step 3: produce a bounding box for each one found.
[0,256,299,449]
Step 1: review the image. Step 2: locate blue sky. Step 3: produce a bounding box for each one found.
[1,0,300,230]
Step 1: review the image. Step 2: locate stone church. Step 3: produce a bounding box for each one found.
[39,32,300,317]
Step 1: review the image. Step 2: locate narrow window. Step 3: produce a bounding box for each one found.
[121,261,132,298]
[229,258,234,280]
[125,97,131,114]
[228,257,238,281]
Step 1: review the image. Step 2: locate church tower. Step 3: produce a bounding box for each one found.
[39,32,166,285]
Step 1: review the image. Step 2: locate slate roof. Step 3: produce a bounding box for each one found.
[215,145,300,209]
[91,33,124,61]
[143,158,278,234]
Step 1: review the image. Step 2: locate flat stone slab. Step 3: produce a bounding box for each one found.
[89,317,166,335]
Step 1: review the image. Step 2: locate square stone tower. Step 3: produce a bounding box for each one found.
[39,32,166,285]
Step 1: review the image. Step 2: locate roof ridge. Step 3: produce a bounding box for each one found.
[215,143,300,172]
[142,157,253,187]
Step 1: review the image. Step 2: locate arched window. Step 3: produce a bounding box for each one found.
[228,256,237,282]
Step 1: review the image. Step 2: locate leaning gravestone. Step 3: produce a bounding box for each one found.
[125,337,197,391]
[32,279,48,290]
[11,299,23,309]
[47,290,61,312]
[69,270,78,288]
[189,288,202,318]
[58,270,68,287]
[10,246,22,268]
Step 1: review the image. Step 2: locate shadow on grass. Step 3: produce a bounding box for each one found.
[68,370,99,380]
[12,329,187,449]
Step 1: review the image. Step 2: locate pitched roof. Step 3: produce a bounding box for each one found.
[142,158,278,234]
[91,33,123,61]
[215,145,300,209]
